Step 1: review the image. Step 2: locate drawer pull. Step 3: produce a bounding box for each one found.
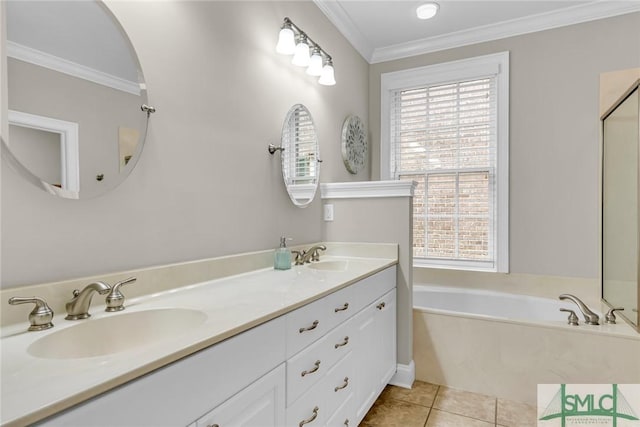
[376,302,386,310]
[301,360,321,377]
[206,424,219,427]
[344,419,349,426]
[299,320,319,333]
[334,302,349,312]
[334,377,349,392]
[334,336,349,348]
[299,406,319,426]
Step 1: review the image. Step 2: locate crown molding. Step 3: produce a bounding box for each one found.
[7,41,140,95]
[312,0,374,62]
[321,180,416,199]
[315,1,640,64]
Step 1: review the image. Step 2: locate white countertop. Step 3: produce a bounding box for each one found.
[0,255,397,426]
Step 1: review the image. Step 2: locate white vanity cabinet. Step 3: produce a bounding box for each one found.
[284,266,396,427]
[35,266,396,427]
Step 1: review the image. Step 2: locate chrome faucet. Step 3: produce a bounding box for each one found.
[65,281,111,320]
[301,245,327,263]
[559,294,600,325]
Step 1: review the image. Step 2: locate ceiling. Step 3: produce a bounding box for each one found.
[313,0,640,63]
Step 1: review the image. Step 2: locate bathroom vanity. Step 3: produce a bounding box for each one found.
[0,248,397,427]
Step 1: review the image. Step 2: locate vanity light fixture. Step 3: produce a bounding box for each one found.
[276,17,335,86]
[416,2,439,20]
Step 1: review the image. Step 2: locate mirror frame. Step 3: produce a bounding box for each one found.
[280,104,320,208]
[1,0,150,199]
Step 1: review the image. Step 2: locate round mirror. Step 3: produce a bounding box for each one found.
[2,0,151,199]
[281,104,320,207]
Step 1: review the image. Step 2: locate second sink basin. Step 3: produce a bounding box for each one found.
[28,308,207,359]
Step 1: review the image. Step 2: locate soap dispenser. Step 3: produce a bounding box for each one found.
[274,237,292,270]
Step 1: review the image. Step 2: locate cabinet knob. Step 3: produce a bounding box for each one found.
[301,360,321,377]
[334,302,349,312]
[334,377,349,392]
[299,320,319,333]
[334,336,349,349]
[299,406,319,426]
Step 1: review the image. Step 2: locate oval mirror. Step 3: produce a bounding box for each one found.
[281,104,320,207]
[2,0,152,199]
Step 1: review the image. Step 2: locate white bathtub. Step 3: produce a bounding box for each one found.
[412,284,640,405]
[413,285,588,323]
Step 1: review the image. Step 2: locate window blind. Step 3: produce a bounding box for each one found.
[390,77,498,266]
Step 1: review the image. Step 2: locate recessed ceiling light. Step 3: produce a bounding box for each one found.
[416,2,439,20]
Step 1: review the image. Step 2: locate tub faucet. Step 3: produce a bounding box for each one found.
[559,294,599,325]
[65,281,111,320]
[301,245,327,263]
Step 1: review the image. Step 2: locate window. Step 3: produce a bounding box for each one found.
[381,52,509,272]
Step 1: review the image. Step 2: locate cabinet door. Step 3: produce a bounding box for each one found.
[374,289,397,389]
[195,364,285,427]
[353,288,397,425]
[353,303,377,423]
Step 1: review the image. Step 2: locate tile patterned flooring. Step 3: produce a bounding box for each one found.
[361,381,538,427]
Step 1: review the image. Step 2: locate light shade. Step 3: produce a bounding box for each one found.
[306,48,323,76]
[291,35,310,67]
[318,60,336,86]
[416,2,439,20]
[276,26,295,54]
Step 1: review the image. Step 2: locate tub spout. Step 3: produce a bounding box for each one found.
[559,294,599,325]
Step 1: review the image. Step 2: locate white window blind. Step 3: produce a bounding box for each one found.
[390,76,499,269]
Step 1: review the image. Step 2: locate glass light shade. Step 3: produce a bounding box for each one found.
[291,38,310,67]
[306,49,323,76]
[318,62,336,86]
[276,27,295,55]
[416,3,439,20]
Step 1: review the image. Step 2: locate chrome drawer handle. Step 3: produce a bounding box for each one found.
[376,302,386,310]
[334,377,349,392]
[299,320,319,333]
[334,336,349,349]
[334,302,349,312]
[301,360,321,377]
[299,406,319,426]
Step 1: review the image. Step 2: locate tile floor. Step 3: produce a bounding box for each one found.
[361,381,538,427]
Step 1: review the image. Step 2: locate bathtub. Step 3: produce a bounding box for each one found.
[412,285,640,405]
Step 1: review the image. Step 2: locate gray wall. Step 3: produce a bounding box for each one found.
[1,1,370,287]
[370,12,640,279]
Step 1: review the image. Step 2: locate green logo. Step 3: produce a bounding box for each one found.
[539,384,639,426]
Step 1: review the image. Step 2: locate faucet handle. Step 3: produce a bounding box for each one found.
[292,250,305,266]
[560,308,579,326]
[605,307,624,324]
[105,277,136,312]
[8,296,54,331]
[310,246,327,262]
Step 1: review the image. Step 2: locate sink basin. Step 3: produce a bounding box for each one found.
[307,260,349,272]
[27,308,207,359]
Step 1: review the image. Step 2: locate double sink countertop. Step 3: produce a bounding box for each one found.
[0,243,398,426]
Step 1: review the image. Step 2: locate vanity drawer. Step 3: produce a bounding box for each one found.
[285,388,325,427]
[286,318,355,406]
[326,393,355,427]
[323,285,357,332]
[352,266,396,310]
[286,296,330,358]
[323,352,354,417]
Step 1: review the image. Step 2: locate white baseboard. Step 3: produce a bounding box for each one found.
[388,360,415,389]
